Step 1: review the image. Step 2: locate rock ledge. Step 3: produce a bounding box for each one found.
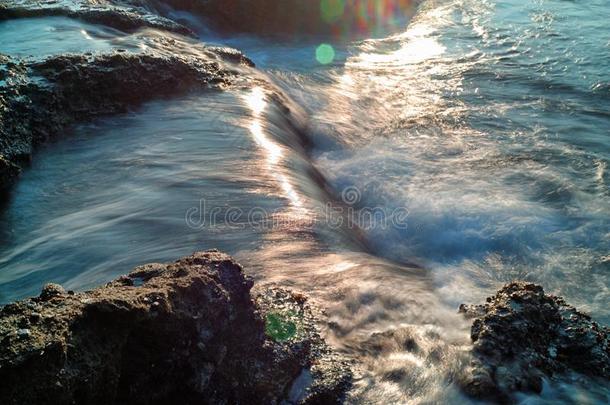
[0,250,351,404]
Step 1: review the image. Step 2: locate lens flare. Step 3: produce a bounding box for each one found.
[316,43,336,64]
[321,0,346,23]
[323,0,416,38]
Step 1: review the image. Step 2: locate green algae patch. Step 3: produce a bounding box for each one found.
[265,312,298,342]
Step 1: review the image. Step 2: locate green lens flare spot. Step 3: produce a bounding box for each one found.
[265,312,297,342]
[320,0,345,23]
[316,44,335,65]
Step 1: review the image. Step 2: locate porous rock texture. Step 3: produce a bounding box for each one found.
[0,250,351,404]
[458,282,610,402]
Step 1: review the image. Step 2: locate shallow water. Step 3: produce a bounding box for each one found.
[1,0,609,403]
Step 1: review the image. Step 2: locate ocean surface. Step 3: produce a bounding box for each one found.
[1,0,609,403]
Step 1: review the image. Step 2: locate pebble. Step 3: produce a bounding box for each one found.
[17,328,30,338]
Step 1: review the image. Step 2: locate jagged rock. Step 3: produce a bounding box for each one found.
[255,288,352,404]
[0,250,351,404]
[39,283,67,301]
[458,282,610,402]
[0,36,253,191]
[0,0,194,36]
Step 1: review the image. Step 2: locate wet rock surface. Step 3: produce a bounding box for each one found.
[0,250,351,404]
[0,35,253,191]
[2,0,416,36]
[458,282,610,402]
[0,0,194,35]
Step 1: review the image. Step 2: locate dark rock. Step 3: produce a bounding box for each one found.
[0,250,351,404]
[0,36,253,191]
[458,282,610,402]
[39,283,67,301]
[0,0,194,36]
[0,155,20,189]
[256,288,352,404]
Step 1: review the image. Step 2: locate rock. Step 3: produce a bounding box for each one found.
[458,282,610,402]
[16,328,30,338]
[39,283,66,301]
[256,288,352,404]
[0,0,194,36]
[0,33,253,191]
[0,250,351,404]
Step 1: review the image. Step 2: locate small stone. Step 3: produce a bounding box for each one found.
[18,317,30,328]
[117,276,134,286]
[17,329,30,339]
[29,312,41,323]
[39,284,66,301]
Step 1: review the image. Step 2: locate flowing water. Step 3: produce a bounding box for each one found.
[1,0,609,403]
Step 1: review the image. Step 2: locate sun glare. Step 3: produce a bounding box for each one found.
[243,88,304,209]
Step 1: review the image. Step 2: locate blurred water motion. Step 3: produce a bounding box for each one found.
[1,0,610,402]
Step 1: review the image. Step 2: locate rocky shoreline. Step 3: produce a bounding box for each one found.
[1,251,608,404]
[1,2,609,404]
[0,0,410,193]
[0,0,195,35]
[0,40,254,192]
[1,0,265,193]
[0,250,352,404]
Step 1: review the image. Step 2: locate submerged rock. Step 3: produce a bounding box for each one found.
[458,282,610,402]
[0,250,351,404]
[0,35,253,191]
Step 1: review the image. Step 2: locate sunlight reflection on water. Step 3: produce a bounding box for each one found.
[0,1,609,403]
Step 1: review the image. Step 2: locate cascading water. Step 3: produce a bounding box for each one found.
[0,0,609,402]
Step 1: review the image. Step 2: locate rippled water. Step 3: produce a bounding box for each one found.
[1,0,609,403]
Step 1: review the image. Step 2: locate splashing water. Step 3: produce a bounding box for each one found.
[1,0,609,402]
